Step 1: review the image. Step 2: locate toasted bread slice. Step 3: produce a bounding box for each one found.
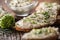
[22,27,59,40]
[15,2,60,32]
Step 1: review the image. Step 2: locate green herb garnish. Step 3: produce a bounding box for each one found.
[43,11,50,20]
[31,21,37,24]
[33,29,42,35]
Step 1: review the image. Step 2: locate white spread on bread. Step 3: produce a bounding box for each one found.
[16,2,60,29]
[22,27,59,39]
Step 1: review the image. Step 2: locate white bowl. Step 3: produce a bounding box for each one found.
[5,0,38,16]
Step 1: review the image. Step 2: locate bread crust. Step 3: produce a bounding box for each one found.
[15,26,31,32]
[15,24,51,32]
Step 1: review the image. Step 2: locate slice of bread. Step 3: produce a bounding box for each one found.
[22,27,59,40]
[15,2,60,32]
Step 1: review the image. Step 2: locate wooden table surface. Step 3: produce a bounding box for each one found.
[0,0,60,40]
